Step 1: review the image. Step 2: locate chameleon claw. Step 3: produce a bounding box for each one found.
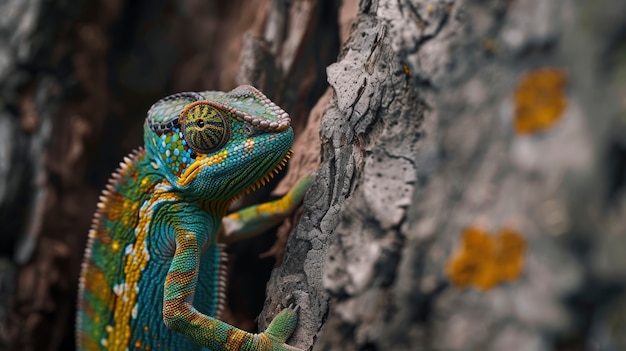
[286,303,300,314]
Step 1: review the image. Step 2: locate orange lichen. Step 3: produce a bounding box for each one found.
[514,68,568,134]
[446,226,526,290]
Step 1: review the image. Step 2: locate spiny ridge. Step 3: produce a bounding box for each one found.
[242,149,293,196]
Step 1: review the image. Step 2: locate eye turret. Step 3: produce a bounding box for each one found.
[180,101,231,154]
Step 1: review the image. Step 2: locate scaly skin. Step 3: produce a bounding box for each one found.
[77,86,306,351]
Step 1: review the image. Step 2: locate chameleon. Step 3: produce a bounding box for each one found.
[76,85,311,351]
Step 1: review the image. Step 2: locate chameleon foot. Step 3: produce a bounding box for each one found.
[261,304,301,348]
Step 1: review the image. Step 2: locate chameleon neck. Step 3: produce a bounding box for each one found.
[198,199,231,220]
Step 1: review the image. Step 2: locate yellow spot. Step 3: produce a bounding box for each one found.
[111,240,120,254]
[446,226,526,290]
[140,177,150,189]
[143,325,149,331]
[134,340,142,348]
[227,212,242,221]
[514,68,568,134]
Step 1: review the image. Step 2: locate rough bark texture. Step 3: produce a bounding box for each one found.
[1,0,626,350]
[264,0,626,350]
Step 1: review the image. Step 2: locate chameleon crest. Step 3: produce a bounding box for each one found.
[77,86,305,351]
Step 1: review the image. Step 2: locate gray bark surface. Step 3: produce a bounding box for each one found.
[261,0,626,350]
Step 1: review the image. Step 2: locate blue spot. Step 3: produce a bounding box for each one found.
[173,149,180,156]
[182,140,187,146]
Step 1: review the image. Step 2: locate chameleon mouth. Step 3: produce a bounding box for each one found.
[202,149,292,215]
[241,149,292,196]
[176,147,292,191]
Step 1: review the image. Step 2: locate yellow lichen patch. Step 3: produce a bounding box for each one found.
[514,68,568,134]
[493,228,526,282]
[446,226,526,290]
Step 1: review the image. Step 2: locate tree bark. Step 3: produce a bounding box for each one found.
[263,0,626,350]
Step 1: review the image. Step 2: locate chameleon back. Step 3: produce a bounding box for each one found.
[76,149,228,350]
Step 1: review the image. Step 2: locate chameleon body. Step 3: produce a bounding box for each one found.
[77,86,307,351]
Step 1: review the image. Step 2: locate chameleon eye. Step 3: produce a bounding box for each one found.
[180,102,230,154]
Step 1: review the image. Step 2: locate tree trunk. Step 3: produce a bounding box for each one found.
[1,0,625,350]
[263,0,626,350]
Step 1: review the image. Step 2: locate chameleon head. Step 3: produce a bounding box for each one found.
[144,86,293,202]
